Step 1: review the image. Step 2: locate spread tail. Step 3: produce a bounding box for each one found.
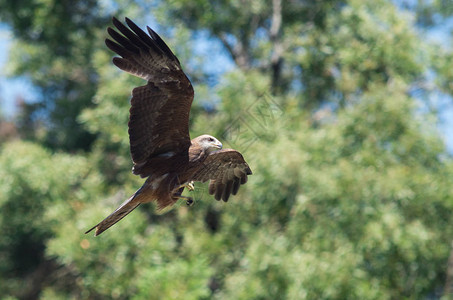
[85,187,144,236]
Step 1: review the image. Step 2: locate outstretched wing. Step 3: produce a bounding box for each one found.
[106,17,194,177]
[191,149,252,202]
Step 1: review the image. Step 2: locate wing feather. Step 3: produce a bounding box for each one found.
[223,180,233,202]
[232,177,240,195]
[106,17,194,177]
[191,149,252,202]
[215,183,225,201]
[209,181,216,195]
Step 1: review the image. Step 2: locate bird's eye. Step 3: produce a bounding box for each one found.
[208,137,214,142]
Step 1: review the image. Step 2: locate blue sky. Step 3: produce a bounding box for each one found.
[420,17,453,153]
[0,24,37,118]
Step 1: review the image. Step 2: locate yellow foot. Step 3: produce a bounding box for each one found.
[180,181,195,191]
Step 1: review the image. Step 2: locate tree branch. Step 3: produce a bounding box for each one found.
[219,32,251,70]
[270,0,283,95]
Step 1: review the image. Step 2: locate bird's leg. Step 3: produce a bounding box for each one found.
[177,195,194,206]
[174,181,195,206]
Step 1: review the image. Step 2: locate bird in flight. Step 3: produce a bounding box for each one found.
[86,17,252,236]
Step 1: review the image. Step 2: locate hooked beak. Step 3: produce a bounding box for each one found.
[207,140,223,154]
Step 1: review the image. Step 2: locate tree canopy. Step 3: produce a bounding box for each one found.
[1,0,453,299]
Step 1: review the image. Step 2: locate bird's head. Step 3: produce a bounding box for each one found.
[194,134,223,153]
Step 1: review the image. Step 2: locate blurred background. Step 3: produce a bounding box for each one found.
[1,0,453,299]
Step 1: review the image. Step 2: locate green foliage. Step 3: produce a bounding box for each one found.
[1,0,453,299]
[0,140,102,298]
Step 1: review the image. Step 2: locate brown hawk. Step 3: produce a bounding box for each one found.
[86,17,252,236]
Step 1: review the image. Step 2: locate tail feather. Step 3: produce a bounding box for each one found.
[85,188,144,236]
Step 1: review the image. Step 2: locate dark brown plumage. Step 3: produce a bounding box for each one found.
[86,17,252,236]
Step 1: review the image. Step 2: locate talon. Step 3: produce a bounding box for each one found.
[176,195,195,206]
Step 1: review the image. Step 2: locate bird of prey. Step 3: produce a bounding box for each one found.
[86,17,252,236]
